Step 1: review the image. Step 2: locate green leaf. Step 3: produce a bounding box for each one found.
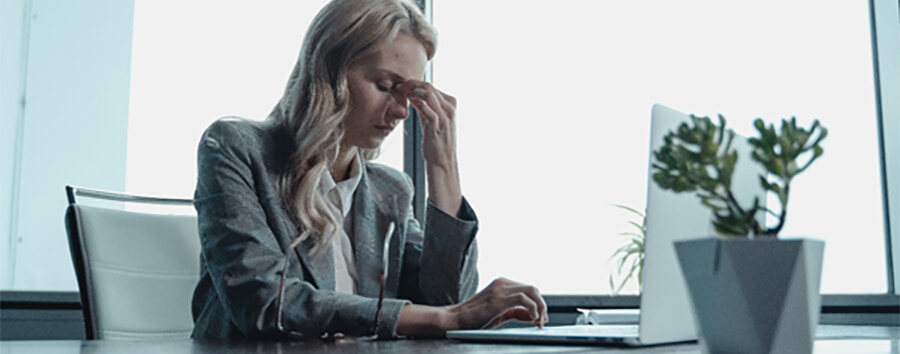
[758,176,775,191]
[772,159,785,178]
[611,204,644,218]
[627,221,645,234]
[631,238,643,248]
[816,126,829,143]
[638,265,643,285]
[617,231,643,239]
[754,118,765,133]
[700,196,726,212]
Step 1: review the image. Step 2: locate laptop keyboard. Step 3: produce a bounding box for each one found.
[536,325,640,337]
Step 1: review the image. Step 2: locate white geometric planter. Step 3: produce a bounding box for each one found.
[674,238,825,354]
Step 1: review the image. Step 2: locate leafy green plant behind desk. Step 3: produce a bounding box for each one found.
[608,204,645,295]
[651,115,827,237]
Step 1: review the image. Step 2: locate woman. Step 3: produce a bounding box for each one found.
[191,0,547,339]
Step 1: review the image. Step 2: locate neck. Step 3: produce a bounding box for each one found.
[331,145,358,182]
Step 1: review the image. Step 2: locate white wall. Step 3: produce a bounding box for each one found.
[1,0,135,290]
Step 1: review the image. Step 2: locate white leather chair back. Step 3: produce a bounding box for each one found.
[66,187,199,340]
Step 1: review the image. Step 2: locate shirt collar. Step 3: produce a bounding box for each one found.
[320,151,363,217]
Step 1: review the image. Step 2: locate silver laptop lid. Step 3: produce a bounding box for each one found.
[446,104,764,347]
[639,104,765,344]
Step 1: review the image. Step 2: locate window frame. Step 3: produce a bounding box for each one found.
[870,0,899,294]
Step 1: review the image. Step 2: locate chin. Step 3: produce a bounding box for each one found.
[358,138,384,150]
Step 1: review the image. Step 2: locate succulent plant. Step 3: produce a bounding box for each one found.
[651,114,827,237]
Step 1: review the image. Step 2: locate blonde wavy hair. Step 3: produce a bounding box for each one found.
[269,0,436,256]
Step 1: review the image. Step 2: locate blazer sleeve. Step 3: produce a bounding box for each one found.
[194,121,409,339]
[397,187,479,305]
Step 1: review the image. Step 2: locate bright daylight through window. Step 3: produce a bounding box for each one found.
[433,0,886,294]
[1,1,893,296]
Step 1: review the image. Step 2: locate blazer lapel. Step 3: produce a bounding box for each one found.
[352,166,408,299]
[262,127,334,291]
[294,234,335,291]
[352,172,384,298]
[270,194,335,291]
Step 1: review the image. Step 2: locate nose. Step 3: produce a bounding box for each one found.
[387,91,409,120]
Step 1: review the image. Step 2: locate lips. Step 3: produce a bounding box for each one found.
[375,125,395,136]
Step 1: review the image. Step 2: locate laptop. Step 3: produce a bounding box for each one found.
[446,104,766,346]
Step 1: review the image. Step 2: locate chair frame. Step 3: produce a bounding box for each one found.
[64,185,193,339]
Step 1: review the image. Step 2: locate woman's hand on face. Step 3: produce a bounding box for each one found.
[396,80,463,215]
[443,277,549,330]
[396,80,457,169]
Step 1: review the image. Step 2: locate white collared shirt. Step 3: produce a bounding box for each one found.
[317,154,363,294]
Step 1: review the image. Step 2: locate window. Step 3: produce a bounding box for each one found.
[3,0,896,298]
[433,0,889,294]
[126,0,405,200]
[2,0,136,291]
[1,0,402,291]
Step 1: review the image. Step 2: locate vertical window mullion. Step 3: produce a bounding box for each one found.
[869,0,900,294]
[404,0,431,225]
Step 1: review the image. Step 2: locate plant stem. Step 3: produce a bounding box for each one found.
[766,183,789,236]
[723,189,751,227]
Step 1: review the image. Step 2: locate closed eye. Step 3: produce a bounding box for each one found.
[376,80,392,92]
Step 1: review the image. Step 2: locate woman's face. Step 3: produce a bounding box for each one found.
[343,34,427,150]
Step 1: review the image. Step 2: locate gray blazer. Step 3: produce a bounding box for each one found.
[191,118,479,339]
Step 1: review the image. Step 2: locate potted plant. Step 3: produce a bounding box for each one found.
[652,114,827,354]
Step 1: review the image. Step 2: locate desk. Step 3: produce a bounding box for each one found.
[2,326,898,353]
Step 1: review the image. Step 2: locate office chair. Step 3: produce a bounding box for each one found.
[64,185,200,339]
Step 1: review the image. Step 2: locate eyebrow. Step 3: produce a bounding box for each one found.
[375,68,407,83]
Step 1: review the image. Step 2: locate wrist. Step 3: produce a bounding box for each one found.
[397,304,455,337]
[437,305,458,332]
[426,159,459,181]
[424,150,458,169]
[426,163,463,216]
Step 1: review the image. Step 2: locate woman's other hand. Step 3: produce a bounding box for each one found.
[397,277,548,337]
[396,80,462,215]
[397,80,458,169]
[444,277,549,330]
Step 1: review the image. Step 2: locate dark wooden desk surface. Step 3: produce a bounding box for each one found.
[2,325,898,353]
